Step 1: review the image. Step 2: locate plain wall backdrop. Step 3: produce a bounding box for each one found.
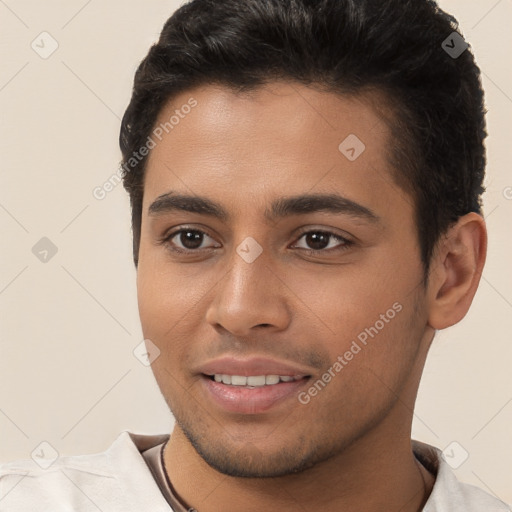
[1,0,511,505]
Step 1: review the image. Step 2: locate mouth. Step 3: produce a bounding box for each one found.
[203,373,310,389]
[204,373,308,387]
[200,373,312,414]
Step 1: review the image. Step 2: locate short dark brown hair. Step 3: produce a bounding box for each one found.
[119,0,487,280]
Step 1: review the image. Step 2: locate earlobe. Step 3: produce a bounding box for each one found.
[427,213,487,330]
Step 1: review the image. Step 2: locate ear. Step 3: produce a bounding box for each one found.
[427,212,487,330]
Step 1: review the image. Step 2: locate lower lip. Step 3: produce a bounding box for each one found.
[201,375,310,414]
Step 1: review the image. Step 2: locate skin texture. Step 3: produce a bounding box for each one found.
[136,81,487,512]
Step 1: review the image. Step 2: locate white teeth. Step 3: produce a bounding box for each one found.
[231,375,247,386]
[211,374,303,386]
[247,375,266,386]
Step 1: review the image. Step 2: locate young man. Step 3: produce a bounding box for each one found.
[1,0,510,510]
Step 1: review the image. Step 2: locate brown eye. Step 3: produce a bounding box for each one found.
[175,230,206,250]
[293,230,353,253]
[161,228,219,253]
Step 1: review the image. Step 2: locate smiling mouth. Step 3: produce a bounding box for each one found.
[200,373,312,414]
[204,373,310,388]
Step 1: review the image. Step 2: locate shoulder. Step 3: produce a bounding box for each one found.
[0,446,115,511]
[412,440,511,512]
[0,431,171,512]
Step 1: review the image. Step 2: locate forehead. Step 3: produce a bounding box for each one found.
[148,81,390,158]
[142,81,408,221]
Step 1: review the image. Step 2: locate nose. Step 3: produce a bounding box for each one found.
[205,245,292,337]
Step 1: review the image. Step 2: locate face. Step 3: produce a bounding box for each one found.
[136,81,431,478]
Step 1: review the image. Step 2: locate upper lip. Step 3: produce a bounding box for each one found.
[197,356,312,378]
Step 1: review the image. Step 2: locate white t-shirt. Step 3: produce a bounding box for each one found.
[0,431,509,511]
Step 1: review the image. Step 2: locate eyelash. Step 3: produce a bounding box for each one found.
[158,226,354,256]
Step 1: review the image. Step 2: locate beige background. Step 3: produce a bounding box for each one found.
[1,0,511,505]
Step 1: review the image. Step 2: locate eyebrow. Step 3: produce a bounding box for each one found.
[148,192,380,224]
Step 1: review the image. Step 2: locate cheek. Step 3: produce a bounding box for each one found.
[304,264,423,382]
[310,298,423,421]
[137,254,205,323]
[136,265,180,354]
[136,260,214,367]
[287,262,402,333]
